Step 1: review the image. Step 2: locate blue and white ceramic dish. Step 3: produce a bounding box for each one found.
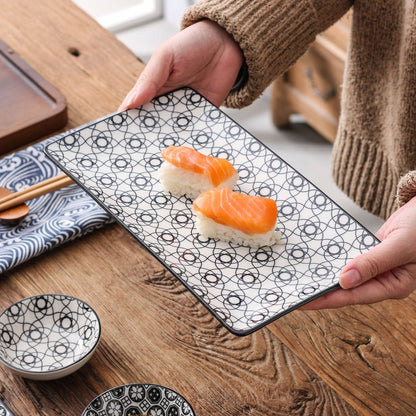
[82,383,195,416]
[0,399,14,416]
[45,87,379,335]
[0,294,101,380]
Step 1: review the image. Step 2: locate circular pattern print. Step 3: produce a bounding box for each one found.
[82,383,195,416]
[45,87,379,335]
[0,294,101,380]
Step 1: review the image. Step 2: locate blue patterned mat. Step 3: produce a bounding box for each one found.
[0,135,113,273]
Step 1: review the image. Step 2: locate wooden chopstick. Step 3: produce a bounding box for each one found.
[0,173,75,212]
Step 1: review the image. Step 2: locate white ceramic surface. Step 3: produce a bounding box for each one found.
[0,294,101,380]
[0,398,14,416]
[45,87,379,335]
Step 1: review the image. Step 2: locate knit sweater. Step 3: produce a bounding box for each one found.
[182,0,416,219]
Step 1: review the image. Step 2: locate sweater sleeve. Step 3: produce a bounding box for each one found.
[181,0,352,108]
[397,171,416,207]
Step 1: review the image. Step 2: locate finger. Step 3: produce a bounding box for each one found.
[299,286,342,310]
[118,49,173,111]
[339,234,412,289]
[302,269,416,310]
[118,73,162,111]
[301,283,378,309]
[300,287,349,310]
[375,196,416,240]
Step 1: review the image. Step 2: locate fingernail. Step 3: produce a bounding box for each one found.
[119,88,140,111]
[339,268,361,289]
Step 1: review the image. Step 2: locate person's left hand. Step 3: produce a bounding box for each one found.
[302,196,416,310]
[118,20,243,111]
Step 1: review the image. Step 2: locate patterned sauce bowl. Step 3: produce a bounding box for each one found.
[0,294,101,380]
[82,383,195,416]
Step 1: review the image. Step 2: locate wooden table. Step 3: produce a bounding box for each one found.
[1,1,416,415]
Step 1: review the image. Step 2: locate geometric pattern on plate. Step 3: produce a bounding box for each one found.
[0,294,100,374]
[45,87,379,335]
[81,383,195,416]
[0,400,13,416]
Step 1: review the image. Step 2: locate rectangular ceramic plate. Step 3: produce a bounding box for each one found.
[45,88,379,335]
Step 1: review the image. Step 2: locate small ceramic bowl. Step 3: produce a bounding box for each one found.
[0,294,101,380]
[82,383,195,416]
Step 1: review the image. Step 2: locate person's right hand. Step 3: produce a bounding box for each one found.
[302,196,416,310]
[118,19,244,111]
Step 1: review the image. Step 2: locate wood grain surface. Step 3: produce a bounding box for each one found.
[0,1,415,415]
[0,225,358,416]
[270,299,416,415]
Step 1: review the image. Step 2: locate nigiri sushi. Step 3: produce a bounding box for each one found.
[158,146,238,199]
[193,187,280,247]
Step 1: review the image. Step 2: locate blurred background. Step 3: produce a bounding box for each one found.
[73,0,384,234]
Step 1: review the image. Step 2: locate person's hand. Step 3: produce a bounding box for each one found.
[118,20,244,111]
[302,196,416,309]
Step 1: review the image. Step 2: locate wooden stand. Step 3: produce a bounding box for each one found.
[271,13,351,142]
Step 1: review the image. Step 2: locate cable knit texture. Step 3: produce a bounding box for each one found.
[182,0,318,107]
[397,172,416,208]
[182,0,416,219]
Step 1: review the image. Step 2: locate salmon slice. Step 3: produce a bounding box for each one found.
[161,146,237,186]
[193,187,278,235]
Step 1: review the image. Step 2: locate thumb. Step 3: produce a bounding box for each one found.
[118,50,173,111]
[118,72,159,111]
[339,233,411,289]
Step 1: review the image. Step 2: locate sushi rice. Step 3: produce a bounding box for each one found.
[158,160,238,200]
